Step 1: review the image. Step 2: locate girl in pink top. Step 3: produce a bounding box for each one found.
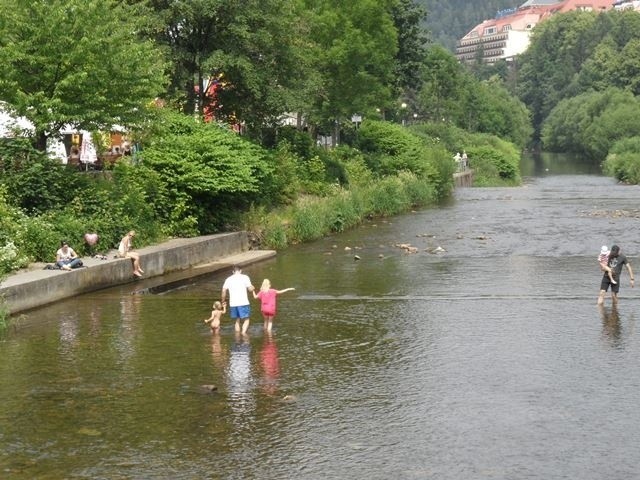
[253,279,295,332]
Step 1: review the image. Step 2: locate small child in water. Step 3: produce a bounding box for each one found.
[598,245,616,285]
[204,301,226,332]
[253,279,295,332]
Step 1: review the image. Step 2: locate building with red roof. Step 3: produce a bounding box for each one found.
[456,0,614,64]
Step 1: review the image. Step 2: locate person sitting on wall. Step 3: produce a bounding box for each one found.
[56,241,83,271]
[118,230,144,277]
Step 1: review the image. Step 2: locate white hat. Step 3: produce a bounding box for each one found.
[601,245,609,254]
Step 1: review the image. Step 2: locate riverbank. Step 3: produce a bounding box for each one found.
[0,232,275,315]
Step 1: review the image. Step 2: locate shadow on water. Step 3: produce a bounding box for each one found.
[2,152,640,479]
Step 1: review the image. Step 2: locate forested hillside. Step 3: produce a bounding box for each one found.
[417,0,522,50]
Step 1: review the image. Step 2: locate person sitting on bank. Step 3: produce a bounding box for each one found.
[118,230,144,277]
[56,241,83,271]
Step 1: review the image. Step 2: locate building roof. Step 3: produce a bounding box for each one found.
[552,0,614,12]
[520,0,561,6]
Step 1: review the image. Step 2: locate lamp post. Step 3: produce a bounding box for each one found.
[401,102,407,126]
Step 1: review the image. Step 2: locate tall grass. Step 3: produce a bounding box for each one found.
[248,171,442,249]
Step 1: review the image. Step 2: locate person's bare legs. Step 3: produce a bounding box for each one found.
[241,318,250,335]
[235,319,241,332]
[611,292,619,305]
[265,316,274,332]
[127,252,143,276]
[597,289,606,306]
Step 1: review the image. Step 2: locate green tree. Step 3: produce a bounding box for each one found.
[304,0,398,143]
[418,45,466,122]
[542,88,640,159]
[0,0,167,151]
[391,0,430,93]
[517,11,602,139]
[148,0,312,136]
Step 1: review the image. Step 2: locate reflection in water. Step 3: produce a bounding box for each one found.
[260,333,280,396]
[600,304,622,347]
[115,294,141,365]
[210,332,228,371]
[226,332,255,420]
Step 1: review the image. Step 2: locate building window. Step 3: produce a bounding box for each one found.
[484,26,497,35]
[503,24,511,32]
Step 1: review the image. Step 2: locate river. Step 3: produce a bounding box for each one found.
[1,153,640,479]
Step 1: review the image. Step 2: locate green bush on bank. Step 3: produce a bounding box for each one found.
[603,136,640,184]
[411,122,522,187]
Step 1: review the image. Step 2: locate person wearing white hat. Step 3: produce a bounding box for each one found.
[598,245,635,306]
[598,245,616,285]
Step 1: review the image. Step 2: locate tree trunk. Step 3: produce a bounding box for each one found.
[35,131,48,152]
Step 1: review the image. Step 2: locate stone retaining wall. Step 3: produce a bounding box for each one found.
[1,232,274,315]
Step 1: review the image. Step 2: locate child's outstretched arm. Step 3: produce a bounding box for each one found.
[275,287,296,294]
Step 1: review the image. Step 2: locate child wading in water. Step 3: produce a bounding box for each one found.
[253,279,295,332]
[204,301,226,332]
[599,245,617,285]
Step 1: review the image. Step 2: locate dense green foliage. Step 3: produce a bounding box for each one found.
[518,10,640,182]
[603,137,640,184]
[140,111,274,234]
[418,46,532,148]
[410,122,521,186]
[518,10,640,140]
[0,0,166,150]
[542,88,640,160]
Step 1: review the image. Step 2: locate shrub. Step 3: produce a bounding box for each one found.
[468,145,520,186]
[603,136,640,184]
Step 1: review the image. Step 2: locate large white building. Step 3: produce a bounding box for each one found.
[456,0,614,64]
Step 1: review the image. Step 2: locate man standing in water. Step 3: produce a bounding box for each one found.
[597,245,634,305]
[221,265,255,334]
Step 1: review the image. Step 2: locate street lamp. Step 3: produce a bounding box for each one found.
[401,102,407,126]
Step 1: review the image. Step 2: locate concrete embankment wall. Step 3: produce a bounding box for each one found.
[1,232,275,315]
[453,169,474,188]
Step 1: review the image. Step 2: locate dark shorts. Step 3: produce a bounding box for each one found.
[600,275,620,294]
[229,305,250,319]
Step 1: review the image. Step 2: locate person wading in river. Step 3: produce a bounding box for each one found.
[221,265,255,335]
[597,245,634,305]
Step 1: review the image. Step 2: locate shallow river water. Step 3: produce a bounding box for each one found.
[1,154,640,479]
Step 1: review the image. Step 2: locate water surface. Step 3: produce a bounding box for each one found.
[1,156,640,479]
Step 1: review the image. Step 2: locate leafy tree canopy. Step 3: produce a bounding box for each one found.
[0,0,167,150]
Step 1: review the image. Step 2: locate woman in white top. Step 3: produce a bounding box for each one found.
[56,241,83,270]
[118,230,144,277]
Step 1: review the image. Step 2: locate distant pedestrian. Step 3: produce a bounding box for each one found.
[253,279,295,332]
[597,245,634,305]
[461,150,468,170]
[221,265,255,335]
[204,301,226,333]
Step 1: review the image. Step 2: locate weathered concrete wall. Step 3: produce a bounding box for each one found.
[0,232,275,315]
[453,169,474,188]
